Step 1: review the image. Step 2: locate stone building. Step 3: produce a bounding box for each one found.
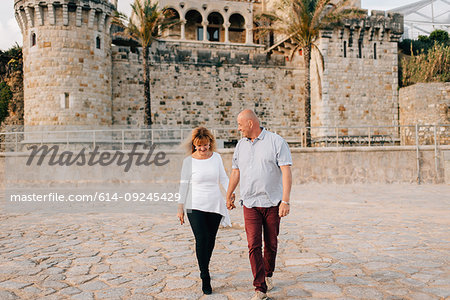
[14,0,115,126]
[160,0,253,44]
[311,11,403,138]
[13,0,404,143]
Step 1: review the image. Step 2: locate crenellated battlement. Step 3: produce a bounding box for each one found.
[14,0,405,132]
[14,0,115,34]
[16,0,116,126]
[112,42,292,67]
[310,9,404,138]
[321,10,404,43]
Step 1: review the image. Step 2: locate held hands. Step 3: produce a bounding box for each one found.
[226,193,236,210]
[279,201,290,218]
[177,205,185,225]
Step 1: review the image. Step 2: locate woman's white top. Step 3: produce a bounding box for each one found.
[179,152,232,227]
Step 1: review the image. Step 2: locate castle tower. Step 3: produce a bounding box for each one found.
[14,0,115,127]
[311,11,404,138]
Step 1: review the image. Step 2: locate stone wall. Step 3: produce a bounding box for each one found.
[2,146,449,188]
[220,146,449,184]
[111,41,305,137]
[15,0,114,126]
[312,12,403,138]
[14,0,405,137]
[14,0,406,142]
[399,82,450,145]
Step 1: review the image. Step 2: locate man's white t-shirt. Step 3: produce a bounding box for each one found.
[179,152,231,227]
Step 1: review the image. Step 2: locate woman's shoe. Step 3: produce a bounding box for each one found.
[202,277,212,295]
[251,291,270,300]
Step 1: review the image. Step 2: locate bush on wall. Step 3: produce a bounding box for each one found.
[400,43,450,87]
[399,30,450,87]
[399,29,449,56]
[0,81,12,124]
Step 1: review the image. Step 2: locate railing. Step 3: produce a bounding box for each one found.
[0,124,449,152]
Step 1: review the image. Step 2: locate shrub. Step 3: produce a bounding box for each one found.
[429,29,449,44]
[0,81,12,124]
[400,43,450,87]
[0,44,23,77]
[399,29,449,56]
[399,39,431,55]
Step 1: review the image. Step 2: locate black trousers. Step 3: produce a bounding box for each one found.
[187,209,222,280]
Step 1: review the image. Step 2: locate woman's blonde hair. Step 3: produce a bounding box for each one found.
[190,127,217,154]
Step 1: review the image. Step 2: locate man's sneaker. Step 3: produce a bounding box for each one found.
[265,277,273,291]
[251,291,270,300]
[266,277,273,291]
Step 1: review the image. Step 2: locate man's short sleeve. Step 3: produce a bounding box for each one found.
[232,141,240,169]
[277,138,292,166]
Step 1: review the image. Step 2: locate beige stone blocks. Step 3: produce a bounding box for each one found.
[111,44,304,131]
[15,0,114,126]
[399,83,450,145]
[313,24,400,137]
[219,146,446,184]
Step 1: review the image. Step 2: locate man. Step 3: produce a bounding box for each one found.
[226,109,292,300]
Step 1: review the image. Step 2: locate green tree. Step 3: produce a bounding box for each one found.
[259,0,355,146]
[399,39,431,55]
[429,29,449,45]
[399,30,449,56]
[0,82,12,124]
[401,43,449,86]
[114,0,177,126]
[0,44,23,78]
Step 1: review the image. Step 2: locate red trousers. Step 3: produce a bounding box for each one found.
[243,204,280,293]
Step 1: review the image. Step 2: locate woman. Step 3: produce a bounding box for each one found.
[177,127,234,295]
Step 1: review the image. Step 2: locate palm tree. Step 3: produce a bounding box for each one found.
[259,0,359,146]
[114,0,177,126]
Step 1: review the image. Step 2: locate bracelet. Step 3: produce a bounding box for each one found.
[281,200,290,205]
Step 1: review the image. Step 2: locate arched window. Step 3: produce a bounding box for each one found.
[229,14,245,43]
[207,12,224,42]
[31,32,36,47]
[185,10,202,41]
[96,36,101,49]
[162,8,181,39]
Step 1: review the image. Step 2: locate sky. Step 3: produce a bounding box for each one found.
[0,0,416,51]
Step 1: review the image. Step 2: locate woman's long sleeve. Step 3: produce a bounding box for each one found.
[218,155,229,192]
[178,158,191,205]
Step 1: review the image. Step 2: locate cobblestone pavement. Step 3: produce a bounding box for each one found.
[0,185,449,300]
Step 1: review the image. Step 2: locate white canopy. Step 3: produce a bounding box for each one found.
[389,0,450,39]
